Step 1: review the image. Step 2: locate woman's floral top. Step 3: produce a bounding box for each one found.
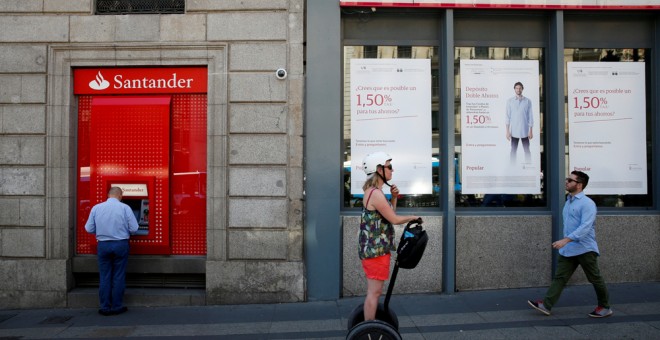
[358,189,395,260]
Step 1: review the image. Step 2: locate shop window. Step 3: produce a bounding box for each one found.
[508,48,523,60]
[397,46,412,59]
[363,46,378,59]
[96,0,184,14]
[564,48,652,208]
[454,47,546,208]
[343,45,440,208]
[475,47,489,59]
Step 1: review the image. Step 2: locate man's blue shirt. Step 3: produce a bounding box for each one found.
[85,197,139,241]
[560,192,599,257]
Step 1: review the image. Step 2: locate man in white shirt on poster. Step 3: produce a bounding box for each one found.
[505,81,533,165]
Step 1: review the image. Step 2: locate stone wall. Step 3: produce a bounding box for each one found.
[0,0,305,308]
[341,214,660,296]
[342,216,443,297]
[568,215,660,285]
[456,215,553,291]
[456,215,660,291]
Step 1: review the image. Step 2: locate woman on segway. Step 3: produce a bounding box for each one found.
[359,152,420,321]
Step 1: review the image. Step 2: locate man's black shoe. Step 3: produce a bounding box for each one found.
[112,306,128,315]
[99,307,127,316]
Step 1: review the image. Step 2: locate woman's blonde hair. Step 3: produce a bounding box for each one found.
[362,171,381,191]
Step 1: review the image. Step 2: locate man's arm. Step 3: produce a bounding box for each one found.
[552,237,572,249]
[124,205,140,235]
[84,207,96,234]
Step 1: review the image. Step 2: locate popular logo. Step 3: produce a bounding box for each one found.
[88,71,110,90]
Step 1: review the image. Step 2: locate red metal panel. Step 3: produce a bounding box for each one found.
[90,96,172,254]
[76,96,95,255]
[170,94,207,255]
[76,92,207,256]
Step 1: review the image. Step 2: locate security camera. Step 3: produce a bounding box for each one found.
[276,68,287,80]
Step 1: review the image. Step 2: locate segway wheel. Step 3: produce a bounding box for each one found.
[346,319,402,340]
[346,303,399,330]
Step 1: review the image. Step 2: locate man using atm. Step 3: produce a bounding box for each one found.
[85,187,139,316]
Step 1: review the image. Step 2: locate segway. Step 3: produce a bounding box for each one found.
[346,218,428,340]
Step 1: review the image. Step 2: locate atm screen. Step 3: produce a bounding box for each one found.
[123,198,149,235]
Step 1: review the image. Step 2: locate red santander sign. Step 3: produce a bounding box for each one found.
[73,67,207,95]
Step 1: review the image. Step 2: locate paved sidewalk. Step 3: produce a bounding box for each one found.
[2,282,659,339]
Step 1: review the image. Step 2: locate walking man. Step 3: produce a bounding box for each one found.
[85,186,139,316]
[528,171,613,318]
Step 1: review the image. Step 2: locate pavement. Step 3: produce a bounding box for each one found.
[1,281,659,339]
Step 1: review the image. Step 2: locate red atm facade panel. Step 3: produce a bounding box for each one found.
[91,96,171,254]
[75,67,207,256]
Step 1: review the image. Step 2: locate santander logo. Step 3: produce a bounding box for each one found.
[89,71,110,90]
[74,67,206,95]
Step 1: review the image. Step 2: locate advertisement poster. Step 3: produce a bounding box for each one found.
[460,59,541,194]
[567,62,647,194]
[350,58,432,195]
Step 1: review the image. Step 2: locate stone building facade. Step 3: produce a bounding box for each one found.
[0,0,305,308]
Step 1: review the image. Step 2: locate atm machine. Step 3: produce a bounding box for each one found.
[107,179,153,236]
[75,67,208,257]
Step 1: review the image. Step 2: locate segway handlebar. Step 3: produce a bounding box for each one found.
[407,217,423,226]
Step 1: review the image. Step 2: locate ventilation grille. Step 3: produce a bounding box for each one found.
[96,0,185,14]
[75,273,205,289]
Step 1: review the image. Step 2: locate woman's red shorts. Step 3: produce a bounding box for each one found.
[361,253,391,281]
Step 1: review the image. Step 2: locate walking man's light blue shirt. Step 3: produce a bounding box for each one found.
[85,197,139,241]
[560,192,600,257]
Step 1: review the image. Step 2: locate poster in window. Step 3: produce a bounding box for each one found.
[350,58,432,195]
[567,62,647,195]
[460,59,542,194]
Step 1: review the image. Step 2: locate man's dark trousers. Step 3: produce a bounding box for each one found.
[97,239,129,313]
[544,252,610,310]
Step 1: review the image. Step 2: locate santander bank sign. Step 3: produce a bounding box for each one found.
[73,67,207,95]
